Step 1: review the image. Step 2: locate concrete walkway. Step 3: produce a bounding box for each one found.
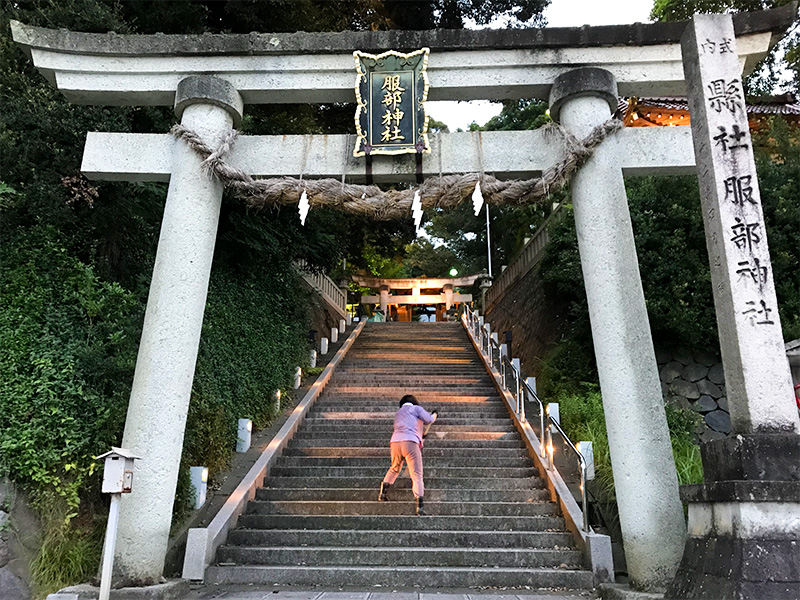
[184,586,598,600]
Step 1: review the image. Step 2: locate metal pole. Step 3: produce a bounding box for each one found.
[99,493,121,600]
[485,203,493,278]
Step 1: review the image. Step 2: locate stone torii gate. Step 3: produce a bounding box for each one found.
[11,5,798,594]
[354,274,479,320]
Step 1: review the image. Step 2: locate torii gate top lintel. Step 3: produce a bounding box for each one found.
[9,4,795,105]
[352,274,483,290]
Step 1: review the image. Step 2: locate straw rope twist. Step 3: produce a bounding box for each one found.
[171,118,623,221]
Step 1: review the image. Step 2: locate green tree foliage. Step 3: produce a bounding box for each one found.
[650,0,799,93]
[538,117,800,388]
[406,100,555,278]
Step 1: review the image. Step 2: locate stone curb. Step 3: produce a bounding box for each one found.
[598,583,663,600]
[48,579,188,600]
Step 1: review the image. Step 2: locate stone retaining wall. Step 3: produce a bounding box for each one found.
[656,349,731,442]
[484,260,566,378]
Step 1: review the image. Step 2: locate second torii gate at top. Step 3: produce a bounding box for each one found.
[354,274,479,320]
[11,4,799,595]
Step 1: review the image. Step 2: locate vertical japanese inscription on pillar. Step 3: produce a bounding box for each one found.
[682,14,797,432]
[353,48,430,156]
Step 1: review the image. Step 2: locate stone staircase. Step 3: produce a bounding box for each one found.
[206,322,593,589]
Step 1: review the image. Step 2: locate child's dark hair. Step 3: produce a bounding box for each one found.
[399,394,418,407]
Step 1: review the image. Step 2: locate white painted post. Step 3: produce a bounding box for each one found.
[526,375,537,396]
[682,15,798,434]
[235,419,251,453]
[188,466,208,508]
[338,318,346,334]
[294,366,302,390]
[549,67,685,589]
[346,314,352,326]
[578,441,595,481]
[99,494,121,600]
[309,349,317,368]
[320,337,329,355]
[546,402,560,431]
[115,76,244,584]
[330,327,339,344]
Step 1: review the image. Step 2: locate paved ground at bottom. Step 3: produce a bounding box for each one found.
[184,586,599,600]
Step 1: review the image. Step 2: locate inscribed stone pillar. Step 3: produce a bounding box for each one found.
[682,14,798,435]
[666,15,800,599]
[114,76,243,585]
[549,68,686,590]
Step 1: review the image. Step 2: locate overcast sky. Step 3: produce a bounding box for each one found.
[426,0,655,130]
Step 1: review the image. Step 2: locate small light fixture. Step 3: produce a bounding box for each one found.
[449,268,458,276]
[631,113,639,121]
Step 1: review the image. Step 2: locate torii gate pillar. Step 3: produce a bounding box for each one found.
[549,68,686,590]
[114,76,243,585]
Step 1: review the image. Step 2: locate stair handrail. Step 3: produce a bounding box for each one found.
[463,304,589,532]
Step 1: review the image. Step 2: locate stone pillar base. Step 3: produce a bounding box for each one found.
[666,435,800,599]
[668,531,800,599]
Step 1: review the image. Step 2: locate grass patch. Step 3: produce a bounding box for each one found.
[553,383,704,503]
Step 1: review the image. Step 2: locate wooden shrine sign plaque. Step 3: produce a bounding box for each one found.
[353,48,430,157]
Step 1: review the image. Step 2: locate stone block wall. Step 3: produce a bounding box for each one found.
[484,261,566,377]
[656,348,731,442]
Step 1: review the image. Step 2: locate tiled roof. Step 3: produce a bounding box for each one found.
[621,95,800,116]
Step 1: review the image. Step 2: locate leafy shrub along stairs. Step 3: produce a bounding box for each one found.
[206,322,593,588]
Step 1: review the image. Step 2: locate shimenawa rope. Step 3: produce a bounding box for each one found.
[171,119,623,221]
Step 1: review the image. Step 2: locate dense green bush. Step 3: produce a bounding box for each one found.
[180,261,311,486]
[0,225,139,518]
[1,222,313,594]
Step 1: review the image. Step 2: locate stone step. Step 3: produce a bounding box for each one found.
[255,487,550,502]
[235,513,565,532]
[268,465,538,479]
[331,376,492,384]
[336,366,481,370]
[287,438,526,448]
[307,415,511,423]
[290,431,521,442]
[204,564,594,588]
[225,528,575,550]
[308,410,510,419]
[323,387,499,394]
[274,456,534,468]
[315,396,501,404]
[283,446,530,458]
[216,545,583,568]
[298,423,517,432]
[245,500,559,517]
[265,477,544,490]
